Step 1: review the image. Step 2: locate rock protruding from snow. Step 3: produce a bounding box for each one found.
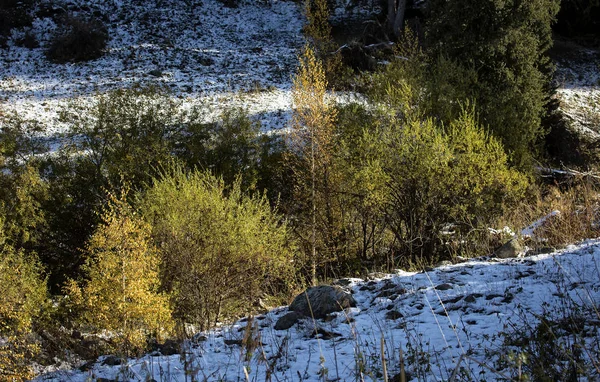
[494,238,524,258]
[274,311,304,330]
[289,285,356,319]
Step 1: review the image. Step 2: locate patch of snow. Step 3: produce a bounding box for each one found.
[0,0,305,139]
[521,210,560,238]
[554,42,600,138]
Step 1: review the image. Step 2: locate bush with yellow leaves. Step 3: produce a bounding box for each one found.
[71,193,173,357]
[0,218,46,381]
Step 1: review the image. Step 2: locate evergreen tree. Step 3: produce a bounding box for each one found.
[555,0,600,37]
[426,0,560,168]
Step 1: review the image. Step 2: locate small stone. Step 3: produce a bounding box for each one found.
[333,278,353,287]
[311,327,342,340]
[485,294,503,300]
[442,296,463,304]
[78,360,95,371]
[435,283,453,291]
[464,294,477,303]
[385,310,404,320]
[101,355,121,366]
[193,334,208,342]
[198,56,214,66]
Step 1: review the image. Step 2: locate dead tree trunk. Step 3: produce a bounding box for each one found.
[387,0,407,37]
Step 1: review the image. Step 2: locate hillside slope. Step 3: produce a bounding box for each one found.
[0,0,304,134]
[35,241,600,381]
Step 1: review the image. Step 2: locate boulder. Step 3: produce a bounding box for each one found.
[274,311,304,330]
[289,285,356,319]
[494,238,523,259]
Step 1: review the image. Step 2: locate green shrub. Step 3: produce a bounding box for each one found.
[48,88,279,290]
[38,86,181,289]
[39,155,103,291]
[363,33,529,261]
[46,15,108,63]
[0,111,49,250]
[334,103,396,270]
[140,167,297,330]
[62,85,180,190]
[443,107,528,224]
[178,108,264,192]
[369,107,527,263]
[0,165,48,250]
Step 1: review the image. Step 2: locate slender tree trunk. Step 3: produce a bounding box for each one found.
[393,0,407,37]
[387,0,396,32]
[387,0,407,37]
[311,127,317,287]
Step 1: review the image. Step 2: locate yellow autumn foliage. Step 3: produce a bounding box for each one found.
[0,219,46,381]
[78,194,173,356]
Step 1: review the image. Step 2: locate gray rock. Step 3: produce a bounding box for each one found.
[435,283,453,291]
[494,238,523,259]
[289,285,356,319]
[149,69,163,77]
[310,327,342,340]
[274,311,304,330]
[333,278,352,287]
[101,355,121,366]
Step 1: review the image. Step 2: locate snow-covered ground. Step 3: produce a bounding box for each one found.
[3,0,597,140]
[35,241,600,381]
[0,0,305,135]
[554,39,600,138]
